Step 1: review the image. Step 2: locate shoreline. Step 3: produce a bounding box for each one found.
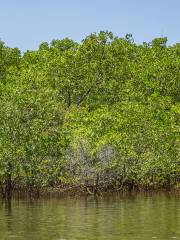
[1,184,179,199]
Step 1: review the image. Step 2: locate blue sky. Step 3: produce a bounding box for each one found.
[0,0,180,51]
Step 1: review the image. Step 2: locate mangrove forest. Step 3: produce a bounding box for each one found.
[0,31,179,198]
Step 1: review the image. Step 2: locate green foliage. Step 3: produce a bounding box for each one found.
[0,32,179,194]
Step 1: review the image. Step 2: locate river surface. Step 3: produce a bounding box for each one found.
[0,193,179,240]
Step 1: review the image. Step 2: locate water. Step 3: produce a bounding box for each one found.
[0,193,179,240]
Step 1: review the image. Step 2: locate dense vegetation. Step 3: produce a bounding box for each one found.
[0,32,179,198]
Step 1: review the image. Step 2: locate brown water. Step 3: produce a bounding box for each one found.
[0,193,179,240]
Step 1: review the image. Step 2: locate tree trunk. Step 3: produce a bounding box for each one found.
[5,172,12,200]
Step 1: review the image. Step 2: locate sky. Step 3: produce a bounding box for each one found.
[0,0,180,51]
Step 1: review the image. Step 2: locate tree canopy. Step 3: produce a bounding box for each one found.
[0,32,179,197]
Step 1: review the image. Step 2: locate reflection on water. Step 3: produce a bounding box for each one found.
[0,193,179,240]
